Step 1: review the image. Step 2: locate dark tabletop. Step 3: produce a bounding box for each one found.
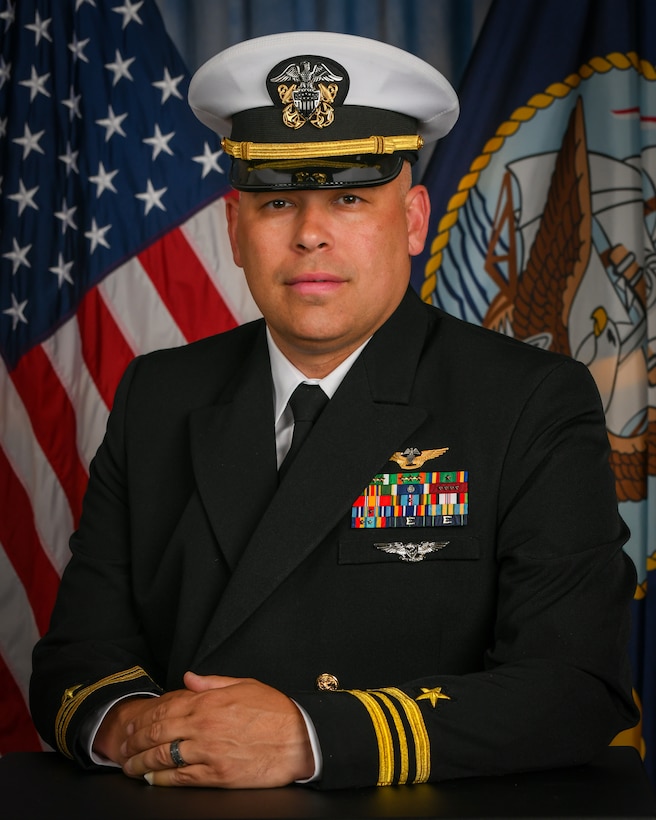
[2,747,655,820]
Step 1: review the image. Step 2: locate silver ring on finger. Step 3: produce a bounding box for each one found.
[169,738,188,768]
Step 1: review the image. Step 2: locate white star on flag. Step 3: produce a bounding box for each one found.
[61,85,82,120]
[68,33,90,63]
[84,218,112,253]
[8,179,39,215]
[54,199,78,234]
[105,49,135,86]
[58,142,79,175]
[49,253,75,288]
[192,142,225,178]
[19,65,51,101]
[25,10,52,45]
[0,56,11,89]
[88,161,119,197]
[0,1,15,32]
[135,179,167,214]
[143,124,175,159]
[13,122,45,159]
[3,293,28,330]
[96,105,128,141]
[113,0,144,29]
[152,67,183,103]
[3,238,32,274]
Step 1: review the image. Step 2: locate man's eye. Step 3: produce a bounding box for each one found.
[339,194,361,205]
[267,199,289,209]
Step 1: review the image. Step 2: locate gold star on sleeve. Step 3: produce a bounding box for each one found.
[416,686,451,708]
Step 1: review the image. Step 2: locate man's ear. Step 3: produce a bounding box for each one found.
[224,194,243,268]
[405,184,431,257]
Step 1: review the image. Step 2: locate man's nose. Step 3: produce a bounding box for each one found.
[293,202,332,251]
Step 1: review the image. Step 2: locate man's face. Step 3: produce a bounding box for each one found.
[225,166,430,376]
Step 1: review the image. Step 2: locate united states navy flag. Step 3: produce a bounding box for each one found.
[0,0,259,753]
[414,0,656,784]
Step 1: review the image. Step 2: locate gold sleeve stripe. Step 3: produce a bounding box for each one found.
[55,666,155,759]
[369,691,409,785]
[222,134,423,161]
[377,687,431,783]
[346,689,395,786]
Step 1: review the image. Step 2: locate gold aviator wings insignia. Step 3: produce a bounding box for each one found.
[390,447,449,470]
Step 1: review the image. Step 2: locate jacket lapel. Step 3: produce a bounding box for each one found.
[189,323,279,572]
[192,289,435,665]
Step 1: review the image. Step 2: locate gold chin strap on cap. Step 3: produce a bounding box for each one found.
[222,134,424,161]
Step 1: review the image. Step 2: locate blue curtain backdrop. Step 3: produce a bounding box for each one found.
[155,0,491,77]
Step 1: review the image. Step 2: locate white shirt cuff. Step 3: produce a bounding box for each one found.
[292,700,323,783]
[82,692,158,767]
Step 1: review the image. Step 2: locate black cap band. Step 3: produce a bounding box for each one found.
[231,105,418,144]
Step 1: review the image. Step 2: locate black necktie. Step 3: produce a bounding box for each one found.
[279,383,328,479]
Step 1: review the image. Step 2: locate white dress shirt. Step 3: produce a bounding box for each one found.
[267,327,370,467]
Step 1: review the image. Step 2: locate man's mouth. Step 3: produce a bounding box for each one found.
[287,273,345,295]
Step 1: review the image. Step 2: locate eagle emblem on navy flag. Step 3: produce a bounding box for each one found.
[268,56,347,129]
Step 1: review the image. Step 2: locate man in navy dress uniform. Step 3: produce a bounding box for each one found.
[30,31,638,790]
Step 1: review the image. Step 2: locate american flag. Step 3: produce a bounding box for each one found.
[0,0,258,753]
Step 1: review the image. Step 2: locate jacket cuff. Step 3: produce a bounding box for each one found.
[55,666,162,764]
[292,686,431,789]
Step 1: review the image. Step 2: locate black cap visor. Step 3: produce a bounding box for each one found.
[229,152,411,191]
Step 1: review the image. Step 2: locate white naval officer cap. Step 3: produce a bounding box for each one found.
[188,30,459,191]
